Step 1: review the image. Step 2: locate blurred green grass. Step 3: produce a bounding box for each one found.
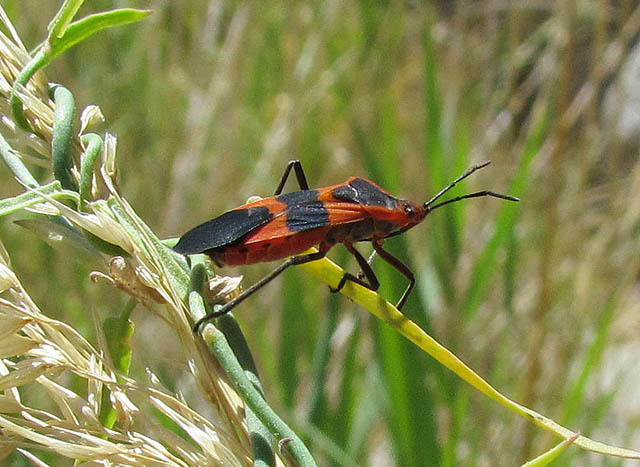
[3,1,640,465]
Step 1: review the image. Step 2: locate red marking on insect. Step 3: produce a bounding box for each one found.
[174,160,518,331]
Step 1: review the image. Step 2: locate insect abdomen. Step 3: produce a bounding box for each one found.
[208,226,331,266]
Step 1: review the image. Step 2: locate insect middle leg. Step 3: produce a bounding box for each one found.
[193,248,328,332]
[273,160,310,195]
[356,250,377,281]
[331,243,380,294]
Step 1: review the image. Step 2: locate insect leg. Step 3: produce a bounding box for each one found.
[356,250,377,281]
[193,250,327,332]
[332,243,380,293]
[372,240,415,310]
[273,160,310,195]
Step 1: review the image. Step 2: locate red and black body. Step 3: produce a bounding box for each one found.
[174,160,518,331]
[175,177,425,266]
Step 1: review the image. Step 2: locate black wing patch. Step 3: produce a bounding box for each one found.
[285,201,330,232]
[332,178,399,209]
[174,207,273,254]
[276,190,317,206]
[276,190,330,232]
[331,185,359,203]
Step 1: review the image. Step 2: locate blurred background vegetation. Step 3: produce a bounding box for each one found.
[2,1,640,465]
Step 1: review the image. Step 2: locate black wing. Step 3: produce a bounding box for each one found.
[236,194,338,244]
[277,191,330,233]
[174,206,274,254]
[283,201,331,232]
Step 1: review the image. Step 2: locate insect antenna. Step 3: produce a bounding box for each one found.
[423,160,518,212]
[426,190,519,212]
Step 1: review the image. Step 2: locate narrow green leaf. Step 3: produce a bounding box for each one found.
[279,269,303,409]
[12,9,149,132]
[14,217,101,265]
[520,433,579,467]
[307,284,342,431]
[373,321,416,465]
[331,311,358,447]
[0,182,77,218]
[446,116,472,261]
[422,8,456,308]
[298,252,640,460]
[47,0,85,40]
[442,390,469,467]
[562,291,620,426]
[47,9,152,66]
[354,81,440,466]
[84,231,129,257]
[462,105,551,319]
[346,365,385,459]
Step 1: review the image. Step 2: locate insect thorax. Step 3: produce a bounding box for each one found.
[326,217,395,244]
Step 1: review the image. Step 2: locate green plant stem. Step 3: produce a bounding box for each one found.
[217,314,275,467]
[10,47,48,132]
[201,323,316,467]
[188,263,276,466]
[51,84,76,190]
[187,270,315,466]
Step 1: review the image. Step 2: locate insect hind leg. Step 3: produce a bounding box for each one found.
[193,249,327,332]
[372,240,415,310]
[273,160,310,195]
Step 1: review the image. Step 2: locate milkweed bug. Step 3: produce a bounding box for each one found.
[175,160,518,332]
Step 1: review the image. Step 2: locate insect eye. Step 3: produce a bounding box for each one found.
[403,203,415,217]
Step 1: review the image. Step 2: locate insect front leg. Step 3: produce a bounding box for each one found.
[331,243,380,294]
[372,239,415,310]
[273,160,310,195]
[193,249,327,332]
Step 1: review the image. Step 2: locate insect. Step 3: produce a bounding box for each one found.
[175,160,518,331]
